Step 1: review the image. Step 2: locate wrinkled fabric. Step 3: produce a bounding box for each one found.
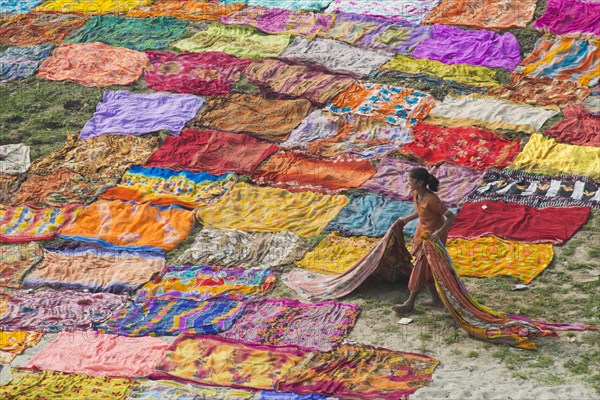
[361,157,483,206]
[35,0,151,14]
[0,290,125,332]
[221,298,360,351]
[252,152,376,193]
[178,227,309,269]
[222,6,336,39]
[244,58,356,106]
[25,331,169,377]
[80,91,204,139]
[144,51,251,95]
[127,379,257,400]
[173,24,291,59]
[544,104,600,147]
[509,133,600,180]
[583,86,600,114]
[0,0,42,13]
[0,203,81,243]
[412,24,521,70]
[515,37,600,87]
[190,93,311,142]
[196,182,349,237]
[259,393,333,400]
[0,243,42,288]
[0,44,53,81]
[424,0,536,29]
[220,0,332,11]
[0,12,88,46]
[325,0,439,24]
[127,0,245,20]
[281,110,340,148]
[37,42,149,87]
[449,201,591,244]
[426,94,559,134]
[281,36,393,78]
[0,331,43,363]
[23,246,165,294]
[0,143,30,174]
[400,122,521,169]
[534,0,600,36]
[145,129,277,175]
[447,237,554,284]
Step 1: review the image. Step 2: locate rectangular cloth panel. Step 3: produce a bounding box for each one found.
[190,93,311,142]
[172,24,291,59]
[23,246,165,294]
[219,0,333,11]
[488,74,591,108]
[252,151,376,193]
[127,379,257,400]
[80,91,204,139]
[446,237,554,284]
[98,166,237,209]
[399,122,521,169]
[411,24,521,70]
[37,42,149,87]
[0,331,44,363]
[145,129,277,175]
[281,110,340,149]
[177,227,309,269]
[0,44,53,82]
[0,243,42,288]
[136,265,275,302]
[0,203,81,243]
[0,290,125,332]
[0,370,135,400]
[220,298,360,351]
[325,0,439,24]
[544,104,600,147]
[126,0,245,20]
[466,169,600,209]
[59,200,195,252]
[280,36,393,78]
[515,37,600,87]
[380,55,499,88]
[448,201,591,244]
[144,51,252,95]
[0,143,30,174]
[35,0,152,14]
[534,0,600,36]
[361,157,483,207]
[0,12,88,46]
[243,58,356,106]
[25,331,169,377]
[424,0,536,29]
[196,182,349,237]
[425,94,559,134]
[508,133,600,180]
[221,6,336,39]
[326,82,436,126]
[155,335,306,390]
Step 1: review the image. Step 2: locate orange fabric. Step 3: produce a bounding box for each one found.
[126,0,245,20]
[424,0,537,29]
[0,12,89,46]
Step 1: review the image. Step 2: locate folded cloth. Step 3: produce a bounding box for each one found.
[0,143,30,174]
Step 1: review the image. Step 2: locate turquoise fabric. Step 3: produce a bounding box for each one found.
[219,0,332,11]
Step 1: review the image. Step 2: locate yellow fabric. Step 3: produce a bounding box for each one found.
[446,237,554,284]
[381,55,500,88]
[296,232,379,275]
[509,133,600,180]
[196,182,349,238]
[36,0,152,14]
[0,331,44,363]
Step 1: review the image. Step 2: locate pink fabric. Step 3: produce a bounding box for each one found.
[534,0,600,36]
[544,104,600,147]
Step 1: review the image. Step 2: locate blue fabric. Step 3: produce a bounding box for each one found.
[126,165,234,184]
[219,0,332,11]
[0,0,42,13]
[259,392,332,400]
[0,44,53,82]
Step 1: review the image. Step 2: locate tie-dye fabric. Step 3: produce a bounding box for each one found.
[446,237,554,284]
[424,0,537,29]
[177,227,309,269]
[544,104,600,147]
[0,44,53,81]
[0,243,42,288]
[412,24,521,70]
[127,379,257,400]
[0,143,30,174]
[196,182,349,237]
[127,0,245,20]
[219,0,332,11]
[59,200,195,252]
[515,37,599,87]
[35,0,152,14]
[534,0,600,36]
[0,290,125,332]
[1,0,42,13]
[0,12,88,46]
[220,298,360,351]
[0,331,43,363]
[325,0,439,24]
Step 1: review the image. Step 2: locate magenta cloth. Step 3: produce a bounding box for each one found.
[79,90,205,139]
[361,157,483,207]
[534,0,600,36]
[411,24,521,70]
[448,201,591,244]
[144,51,252,95]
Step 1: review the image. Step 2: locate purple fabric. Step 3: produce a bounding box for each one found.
[534,0,600,36]
[411,24,521,70]
[79,91,205,139]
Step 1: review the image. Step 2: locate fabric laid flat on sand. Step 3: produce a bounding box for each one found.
[0,203,81,243]
[534,0,600,37]
[144,51,252,95]
[508,133,600,180]
[80,90,204,139]
[220,0,333,11]
[544,104,600,147]
[424,0,536,29]
[177,227,309,269]
[35,0,152,14]
[325,0,439,24]
[196,182,349,238]
[0,44,54,82]
[145,128,277,175]
[448,201,591,244]
[127,379,257,400]
[0,143,30,174]
[0,331,44,364]
[0,12,88,46]
[126,0,245,20]
[0,243,42,289]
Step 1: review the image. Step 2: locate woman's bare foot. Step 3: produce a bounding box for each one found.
[422,299,444,308]
[392,302,414,315]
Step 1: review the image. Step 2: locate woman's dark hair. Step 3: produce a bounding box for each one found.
[409,167,440,192]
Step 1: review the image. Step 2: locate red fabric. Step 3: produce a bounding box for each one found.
[449,201,591,244]
[144,51,252,95]
[544,104,600,147]
[145,128,278,175]
[399,122,521,170]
